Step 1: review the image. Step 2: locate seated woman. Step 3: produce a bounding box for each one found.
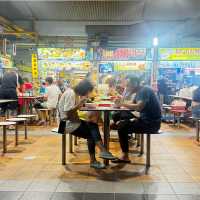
[58,79,115,169]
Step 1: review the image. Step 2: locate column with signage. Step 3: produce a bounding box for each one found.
[151,47,158,91]
[32,54,39,95]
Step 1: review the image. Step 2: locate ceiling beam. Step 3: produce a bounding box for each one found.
[0,16,38,40]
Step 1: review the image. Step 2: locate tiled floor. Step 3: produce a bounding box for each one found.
[0,123,200,199]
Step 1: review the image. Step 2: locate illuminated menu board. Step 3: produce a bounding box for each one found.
[159,48,200,61]
[97,48,146,60]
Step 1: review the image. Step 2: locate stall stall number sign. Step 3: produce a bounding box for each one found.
[32,54,38,78]
[159,48,200,60]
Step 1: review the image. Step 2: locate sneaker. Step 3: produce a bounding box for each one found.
[90,161,106,169]
[99,151,116,160]
[37,120,45,126]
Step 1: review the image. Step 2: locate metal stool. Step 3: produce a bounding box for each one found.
[189,117,200,142]
[38,108,53,125]
[6,118,27,145]
[17,114,37,124]
[51,128,75,165]
[139,131,161,174]
[0,121,16,153]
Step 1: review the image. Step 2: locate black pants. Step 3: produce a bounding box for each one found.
[0,88,18,114]
[118,119,161,153]
[71,120,102,154]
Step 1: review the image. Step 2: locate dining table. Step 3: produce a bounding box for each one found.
[60,100,160,174]
[61,100,130,165]
[0,99,17,104]
[18,95,44,114]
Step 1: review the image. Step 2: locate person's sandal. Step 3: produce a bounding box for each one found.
[99,151,116,160]
[90,161,106,169]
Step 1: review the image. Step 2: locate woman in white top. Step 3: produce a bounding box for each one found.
[58,79,115,169]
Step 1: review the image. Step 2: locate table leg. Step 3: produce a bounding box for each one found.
[3,126,7,153]
[15,124,18,146]
[74,136,78,146]
[146,134,151,174]
[69,134,73,153]
[196,120,200,142]
[24,121,27,140]
[140,134,144,155]
[103,111,110,165]
[62,133,66,165]
[30,100,33,114]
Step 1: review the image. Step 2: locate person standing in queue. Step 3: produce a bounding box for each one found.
[0,68,23,116]
[112,76,161,163]
[58,79,116,169]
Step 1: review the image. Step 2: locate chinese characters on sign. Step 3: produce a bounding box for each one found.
[32,54,38,79]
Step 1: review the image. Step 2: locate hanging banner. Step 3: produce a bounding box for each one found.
[97,48,146,60]
[159,48,200,60]
[32,54,38,78]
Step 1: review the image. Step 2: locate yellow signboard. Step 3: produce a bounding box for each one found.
[32,54,38,78]
[159,48,200,60]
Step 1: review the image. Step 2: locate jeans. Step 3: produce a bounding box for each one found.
[118,118,161,153]
[71,120,102,154]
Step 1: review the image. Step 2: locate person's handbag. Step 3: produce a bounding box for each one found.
[58,120,66,134]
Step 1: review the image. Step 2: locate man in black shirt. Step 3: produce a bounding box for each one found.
[0,69,23,115]
[112,76,161,163]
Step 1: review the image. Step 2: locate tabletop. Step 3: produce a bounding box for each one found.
[0,99,17,104]
[18,96,43,99]
[81,106,130,112]
[169,95,192,101]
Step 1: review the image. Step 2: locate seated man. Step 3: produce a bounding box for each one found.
[36,77,61,124]
[112,76,161,163]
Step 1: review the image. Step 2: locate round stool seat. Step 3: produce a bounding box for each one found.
[0,121,16,126]
[7,118,27,122]
[38,108,52,111]
[17,114,36,118]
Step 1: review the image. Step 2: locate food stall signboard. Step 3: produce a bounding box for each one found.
[37,48,93,60]
[159,48,200,60]
[99,61,146,71]
[97,48,146,60]
[32,54,38,78]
